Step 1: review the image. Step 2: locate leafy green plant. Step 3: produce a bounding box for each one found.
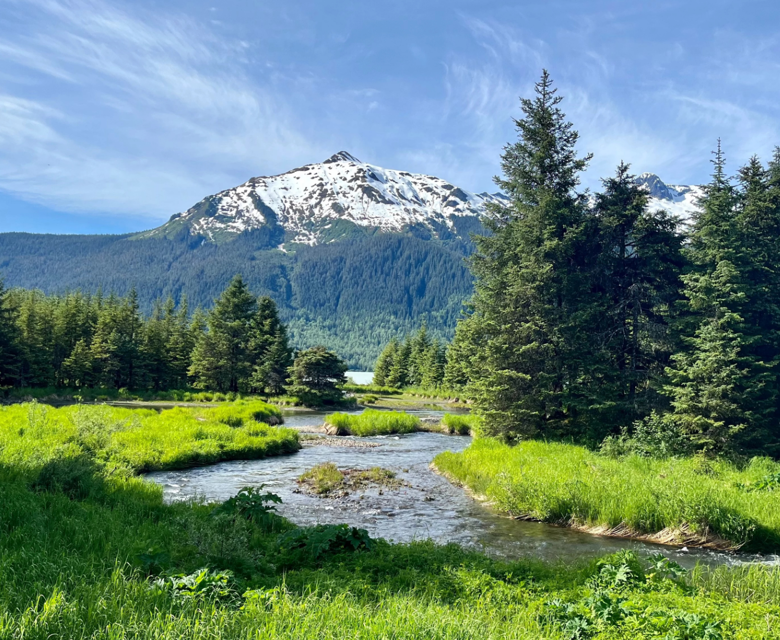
[152,568,239,604]
[277,524,374,560]
[212,485,283,530]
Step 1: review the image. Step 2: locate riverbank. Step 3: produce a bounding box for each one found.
[434,438,780,553]
[2,415,780,638]
[0,401,299,474]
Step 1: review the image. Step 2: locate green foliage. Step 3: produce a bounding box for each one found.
[0,231,473,369]
[2,435,780,638]
[324,409,420,436]
[190,276,293,394]
[374,327,447,390]
[202,400,283,427]
[0,277,295,398]
[152,568,240,604]
[441,413,480,435]
[286,346,348,406]
[435,438,780,551]
[600,411,695,458]
[212,485,283,531]
[277,524,375,560]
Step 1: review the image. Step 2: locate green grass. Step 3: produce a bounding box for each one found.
[341,383,403,395]
[441,413,481,435]
[324,409,420,436]
[298,462,345,494]
[0,401,298,474]
[435,438,780,552]
[2,406,780,637]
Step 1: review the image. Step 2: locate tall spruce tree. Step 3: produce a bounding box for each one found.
[592,163,685,432]
[665,144,771,452]
[463,71,598,439]
[250,297,292,394]
[190,275,257,393]
[373,337,399,386]
[0,280,20,387]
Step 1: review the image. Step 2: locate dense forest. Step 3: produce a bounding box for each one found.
[0,231,472,368]
[376,72,780,458]
[0,274,346,401]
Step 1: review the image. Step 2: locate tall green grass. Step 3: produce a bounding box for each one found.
[441,413,481,435]
[0,401,297,474]
[324,410,420,436]
[435,438,780,551]
[2,404,780,637]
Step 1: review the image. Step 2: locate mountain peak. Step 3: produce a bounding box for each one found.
[324,151,362,164]
[139,153,508,245]
[635,172,674,200]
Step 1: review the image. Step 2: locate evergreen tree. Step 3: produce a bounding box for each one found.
[255,329,293,395]
[443,313,481,390]
[462,71,597,439]
[592,163,685,432]
[387,338,412,388]
[373,338,399,386]
[287,346,348,406]
[0,280,20,387]
[665,144,770,452]
[249,297,292,393]
[190,275,257,392]
[61,339,94,388]
[407,324,431,386]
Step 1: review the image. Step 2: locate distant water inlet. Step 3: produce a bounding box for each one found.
[146,409,777,570]
[346,371,374,385]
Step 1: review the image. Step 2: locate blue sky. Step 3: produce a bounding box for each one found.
[1,0,779,234]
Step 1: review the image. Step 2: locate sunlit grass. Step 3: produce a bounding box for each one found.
[324,410,420,436]
[435,438,780,551]
[0,401,298,474]
[2,403,780,637]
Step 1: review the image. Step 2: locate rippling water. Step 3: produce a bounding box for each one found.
[146,409,778,569]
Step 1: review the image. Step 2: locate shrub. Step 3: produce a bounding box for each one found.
[277,524,374,560]
[601,412,694,458]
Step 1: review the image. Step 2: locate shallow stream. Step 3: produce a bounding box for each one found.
[147,409,778,570]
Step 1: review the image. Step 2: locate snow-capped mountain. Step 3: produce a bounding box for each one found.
[635,173,703,220]
[141,151,509,245]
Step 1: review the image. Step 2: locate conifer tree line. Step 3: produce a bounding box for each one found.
[373,325,447,389]
[375,71,780,456]
[0,275,305,395]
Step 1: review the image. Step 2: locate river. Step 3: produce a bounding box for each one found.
[146,408,778,570]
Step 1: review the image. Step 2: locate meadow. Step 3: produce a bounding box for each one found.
[0,400,297,475]
[434,439,780,552]
[2,402,780,637]
[324,409,420,436]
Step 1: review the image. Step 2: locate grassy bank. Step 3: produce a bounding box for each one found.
[0,401,297,474]
[435,439,780,552]
[1,432,780,637]
[324,409,420,436]
[2,405,780,637]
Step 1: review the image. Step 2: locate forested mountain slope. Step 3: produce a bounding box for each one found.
[0,231,472,369]
[0,150,696,368]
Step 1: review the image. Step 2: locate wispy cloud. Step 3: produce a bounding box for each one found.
[0,0,325,218]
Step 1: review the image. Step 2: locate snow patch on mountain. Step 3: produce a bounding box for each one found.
[145,152,509,245]
[635,172,703,221]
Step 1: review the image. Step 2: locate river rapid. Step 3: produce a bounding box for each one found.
[147,408,778,570]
